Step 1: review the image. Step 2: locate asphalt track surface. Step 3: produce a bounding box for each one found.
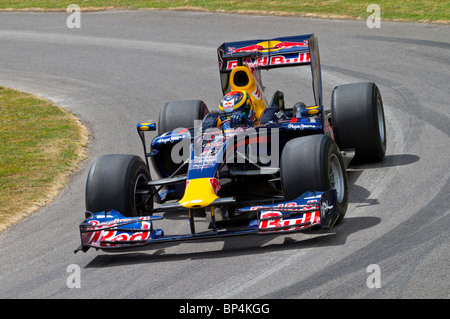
[0,11,449,299]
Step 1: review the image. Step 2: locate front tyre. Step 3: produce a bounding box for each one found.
[85,154,152,217]
[281,135,348,223]
[156,100,209,177]
[158,99,209,135]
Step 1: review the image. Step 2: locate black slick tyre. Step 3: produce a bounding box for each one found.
[158,100,209,135]
[331,82,386,163]
[156,100,209,176]
[85,154,152,217]
[280,134,348,223]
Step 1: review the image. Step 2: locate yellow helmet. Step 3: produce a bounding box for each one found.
[218,90,254,122]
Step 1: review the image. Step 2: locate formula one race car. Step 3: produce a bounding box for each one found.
[76,34,386,253]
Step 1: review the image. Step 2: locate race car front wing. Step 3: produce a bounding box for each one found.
[75,190,338,253]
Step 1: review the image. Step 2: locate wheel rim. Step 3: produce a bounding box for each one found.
[377,99,385,145]
[329,154,345,202]
[134,173,149,216]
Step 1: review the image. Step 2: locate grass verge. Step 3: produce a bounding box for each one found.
[0,0,448,23]
[0,87,88,232]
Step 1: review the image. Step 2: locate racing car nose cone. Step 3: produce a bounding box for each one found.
[179,178,219,208]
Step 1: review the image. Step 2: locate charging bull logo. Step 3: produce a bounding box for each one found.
[228,40,308,54]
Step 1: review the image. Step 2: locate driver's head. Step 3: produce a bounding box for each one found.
[218,90,254,122]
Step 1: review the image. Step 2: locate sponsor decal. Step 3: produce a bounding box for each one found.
[227,40,308,54]
[156,134,187,144]
[287,123,317,130]
[320,200,333,215]
[85,217,151,247]
[225,53,310,70]
[209,178,220,195]
[255,202,321,231]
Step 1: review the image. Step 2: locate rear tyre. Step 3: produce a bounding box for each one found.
[85,154,152,217]
[281,135,348,223]
[331,82,386,163]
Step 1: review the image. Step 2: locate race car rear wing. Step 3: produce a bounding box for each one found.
[217,34,323,107]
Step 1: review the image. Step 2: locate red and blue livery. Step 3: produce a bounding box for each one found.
[76,34,386,253]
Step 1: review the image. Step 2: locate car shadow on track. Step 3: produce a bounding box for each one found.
[346,153,420,207]
[350,154,420,170]
[83,216,380,268]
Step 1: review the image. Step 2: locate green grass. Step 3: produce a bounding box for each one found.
[0,87,88,232]
[0,0,448,22]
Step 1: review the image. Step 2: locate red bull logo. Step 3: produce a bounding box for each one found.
[225,53,310,70]
[228,40,308,54]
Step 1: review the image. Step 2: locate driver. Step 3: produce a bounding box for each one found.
[218,90,255,127]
